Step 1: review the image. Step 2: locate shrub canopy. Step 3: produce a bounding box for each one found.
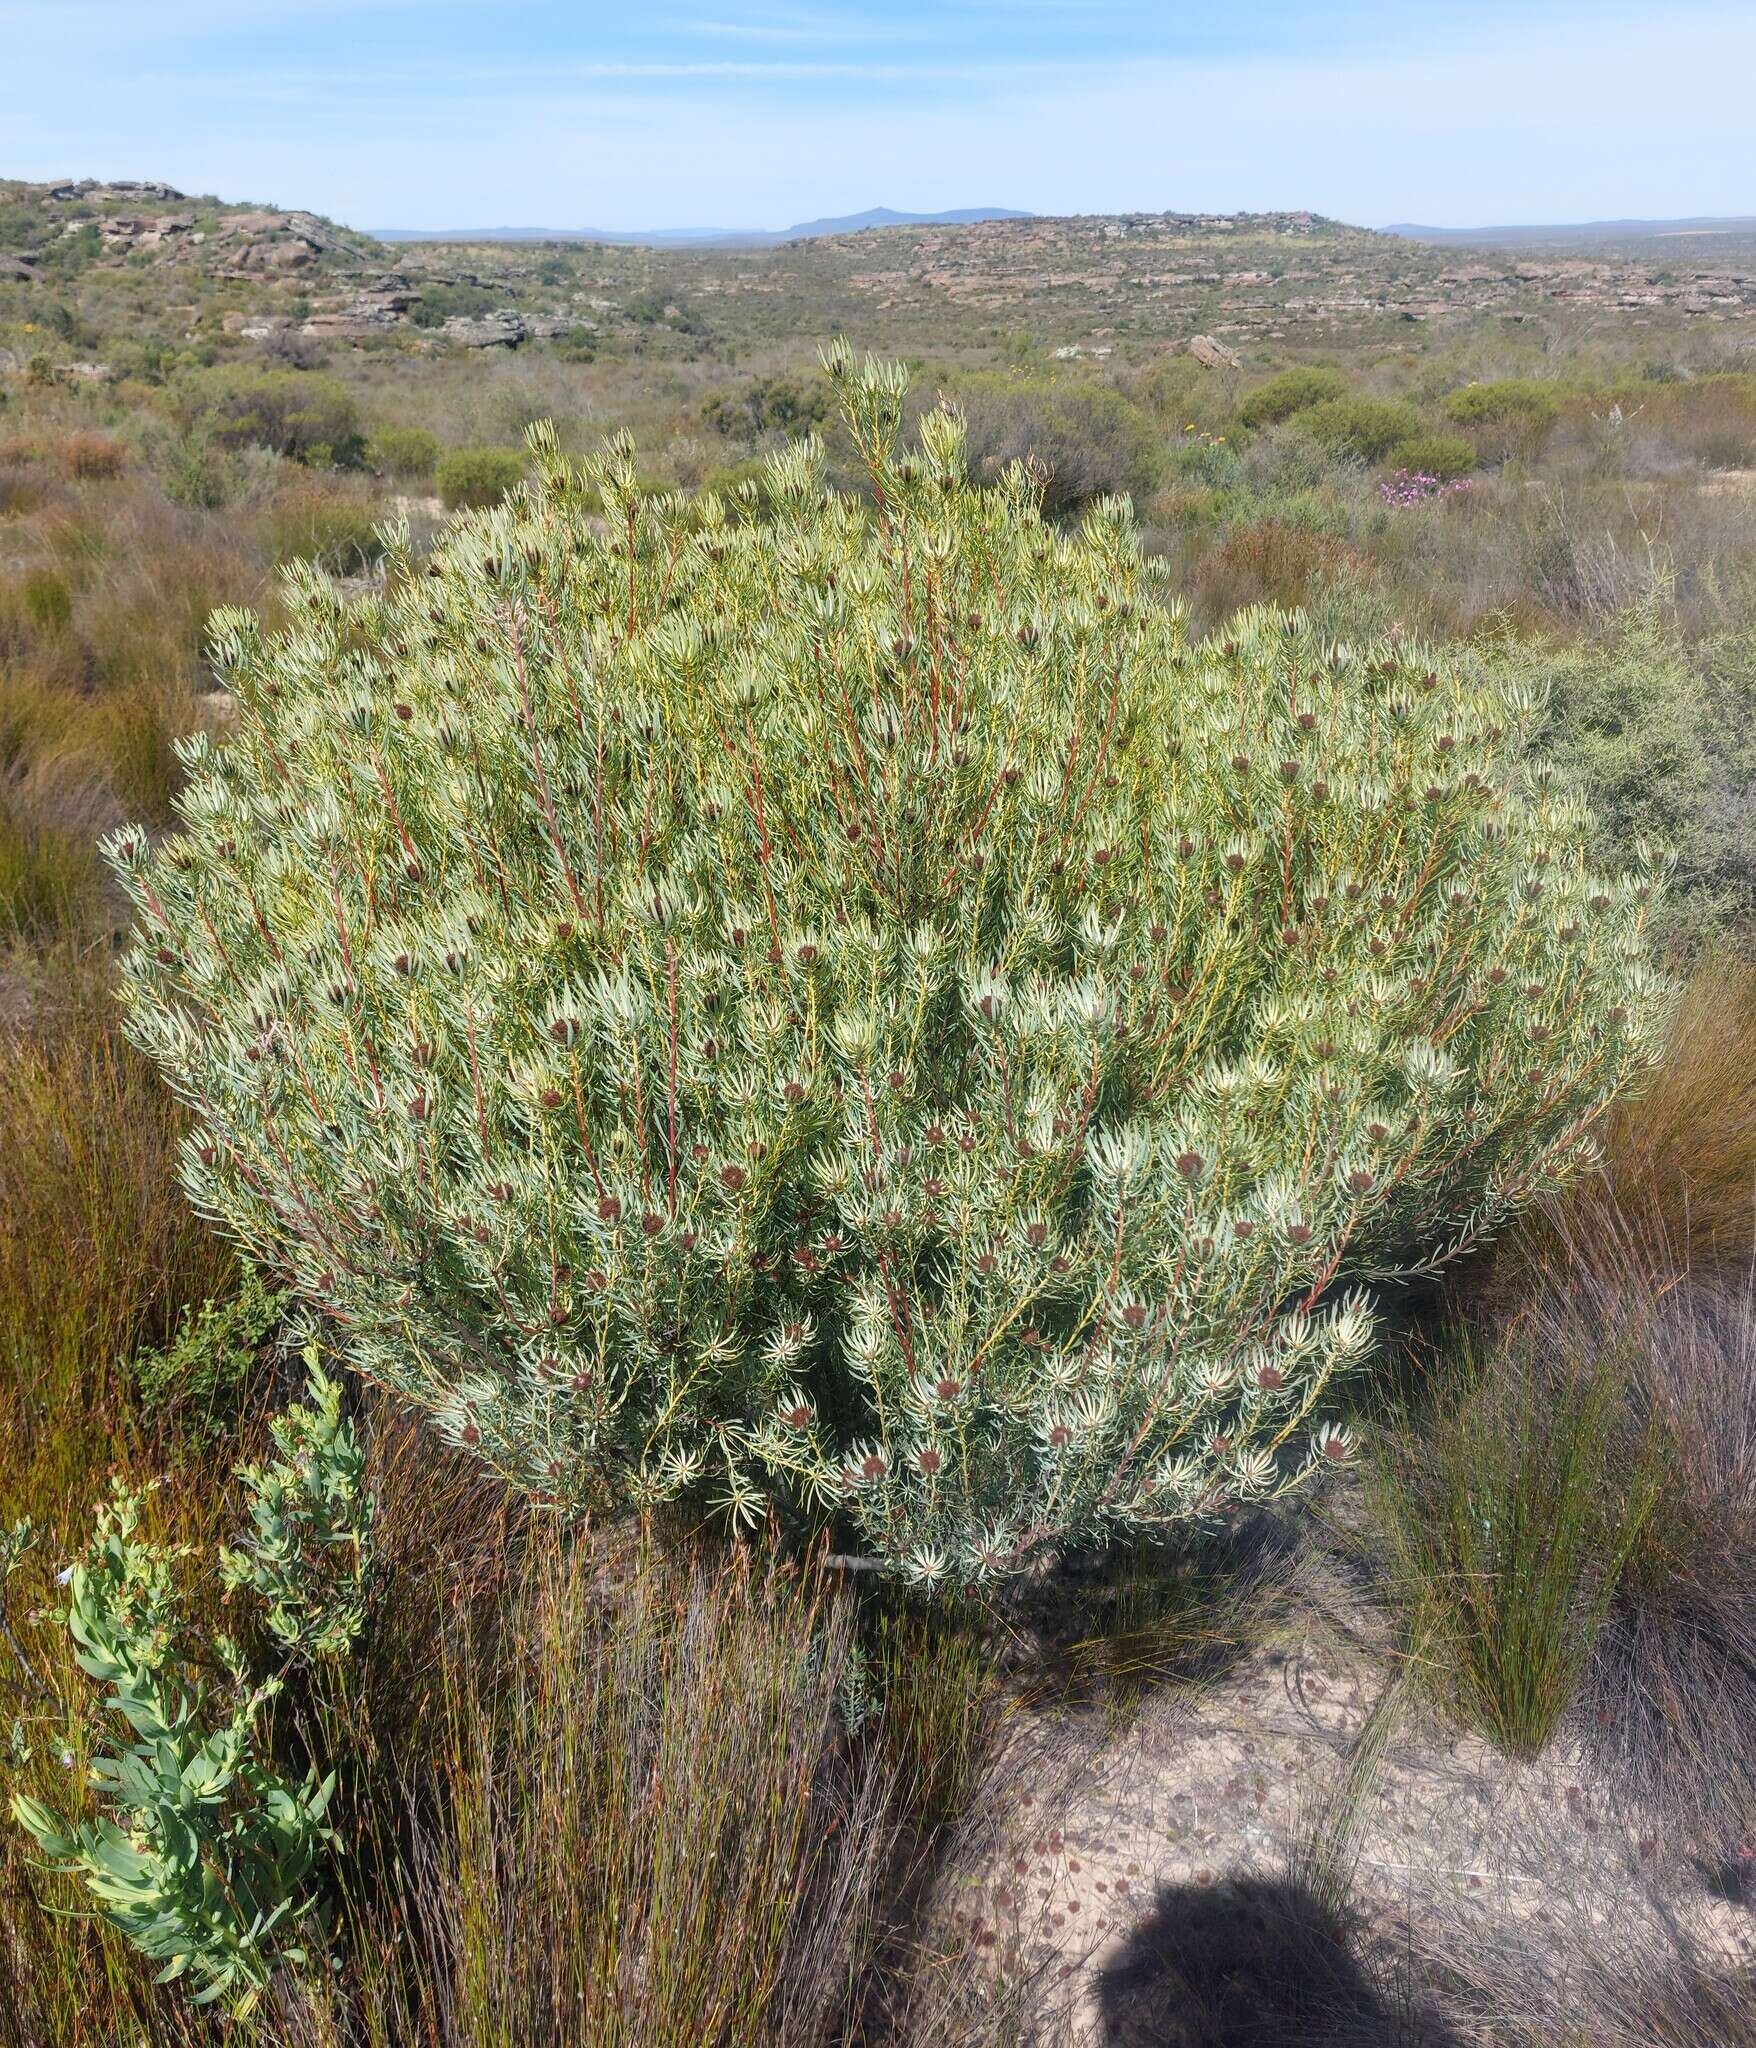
[435,446,526,511]
[1441,380,1560,431]
[1237,367,1347,428]
[949,373,1163,515]
[1385,432,1478,483]
[113,348,1668,1585]
[194,369,364,467]
[1291,396,1426,464]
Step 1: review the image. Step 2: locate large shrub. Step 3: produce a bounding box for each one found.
[110,349,1667,1586]
[1290,396,1426,464]
[950,373,1163,515]
[1385,431,1477,483]
[193,368,364,467]
[702,374,831,441]
[435,445,526,511]
[1440,379,1560,433]
[1497,599,1756,951]
[1237,367,1347,428]
[1441,379,1559,464]
[367,424,442,481]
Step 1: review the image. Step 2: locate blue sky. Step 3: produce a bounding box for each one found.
[5,1,1751,232]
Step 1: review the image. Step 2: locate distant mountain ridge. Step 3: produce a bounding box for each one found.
[373,205,1032,247]
[1388,214,1756,246]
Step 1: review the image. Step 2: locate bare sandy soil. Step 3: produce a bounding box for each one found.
[925,1512,1756,2045]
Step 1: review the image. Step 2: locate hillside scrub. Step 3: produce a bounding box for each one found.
[1384,431,1477,483]
[1441,379,1561,433]
[1236,367,1348,428]
[434,444,526,509]
[1502,598,1756,950]
[1289,395,1426,464]
[108,348,1668,1586]
[947,371,1164,514]
[190,368,366,467]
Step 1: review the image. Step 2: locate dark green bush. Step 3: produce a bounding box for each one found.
[1385,432,1477,482]
[951,373,1163,514]
[699,457,774,509]
[1441,379,1560,464]
[129,1263,285,1446]
[1291,396,1425,463]
[1237,367,1347,427]
[702,375,830,440]
[193,368,365,467]
[367,424,442,480]
[409,281,508,329]
[434,445,526,511]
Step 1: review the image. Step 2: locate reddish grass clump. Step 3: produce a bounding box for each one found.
[62,432,127,482]
[1193,519,1372,619]
[1544,958,1756,1279]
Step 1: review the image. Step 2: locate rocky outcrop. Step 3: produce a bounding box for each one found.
[440,310,525,348]
[301,277,423,336]
[46,178,185,203]
[1188,333,1244,370]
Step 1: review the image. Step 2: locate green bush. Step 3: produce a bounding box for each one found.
[702,374,831,440]
[1384,432,1477,482]
[434,445,526,511]
[1441,379,1560,432]
[1441,379,1560,464]
[193,368,365,467]
[1495,599,1756,950]
[21,566,72,633]
[1290,395,1426,463]
[950,372,1164,514]
[130,1263,285,1446]
[10,1355,371,2018]
[367,424,442,480]
[111,348,1667,1587]
[408,280,510,329]
[1237,367,1347,428]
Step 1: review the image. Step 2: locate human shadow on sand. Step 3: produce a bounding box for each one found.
[1095,1872,1463,2047]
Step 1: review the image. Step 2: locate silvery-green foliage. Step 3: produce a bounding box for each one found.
[109,345,1668,1587]
[10,1483,335,2014]
[219,1347,372,1660]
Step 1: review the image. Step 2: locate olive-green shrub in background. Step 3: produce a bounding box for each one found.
[367,425,442,482]
[1385,432,1478,483]
[191,368,365,468]
[1501,599,1756,953]
[435,445,527,511]
[1237,367,1348,428]
[1290,395,1426,464]
[110,348,1668,1586]
[949,372,1164,514]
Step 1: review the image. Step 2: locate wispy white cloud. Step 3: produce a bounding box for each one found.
[4,3,1751,232]
[671,8,905,42]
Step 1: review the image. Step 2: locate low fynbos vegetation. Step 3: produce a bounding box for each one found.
[434,443,526,509]
[111,350,1665,1585]
[11,1355,368,2016]
[4,178,1756,2041]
